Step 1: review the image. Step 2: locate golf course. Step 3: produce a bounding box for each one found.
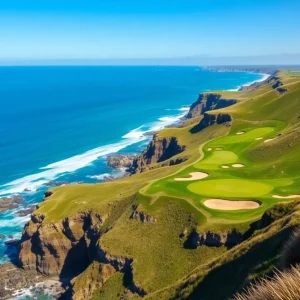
[16,70,300,299]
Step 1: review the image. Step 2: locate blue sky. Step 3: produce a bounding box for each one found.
[0,0,300,61]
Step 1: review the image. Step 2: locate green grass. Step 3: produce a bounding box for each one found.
[194,150,238,170]
[209,127,275,145]
[32,71,300,299]
[187,179,273,198]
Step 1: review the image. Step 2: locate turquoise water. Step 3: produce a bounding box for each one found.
[0,66,264,264]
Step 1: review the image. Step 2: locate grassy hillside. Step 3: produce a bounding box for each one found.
[30,71,300,299]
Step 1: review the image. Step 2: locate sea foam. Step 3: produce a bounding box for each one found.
[0,109,187,196]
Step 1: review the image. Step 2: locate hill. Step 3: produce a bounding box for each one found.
[2,70,300,299]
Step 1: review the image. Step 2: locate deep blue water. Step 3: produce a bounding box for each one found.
[0,66,264,268]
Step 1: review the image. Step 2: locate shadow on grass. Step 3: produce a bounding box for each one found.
[183,226,294,300]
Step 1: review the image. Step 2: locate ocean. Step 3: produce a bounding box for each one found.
[0,66,266,266]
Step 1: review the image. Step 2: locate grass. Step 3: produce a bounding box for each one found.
[187,179,273,198]
[30,70,300,299]
[194,150,238,169]
[234,266,300,300]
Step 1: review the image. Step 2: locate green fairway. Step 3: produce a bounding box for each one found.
[187,179,273,198]
[210,127,275,145]
[194,150,238,170]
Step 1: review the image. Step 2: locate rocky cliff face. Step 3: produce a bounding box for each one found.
[129,135,186,174]
[107,154,136,169]
[18,211,104,277]
[186,93,237,119]
[184,229,243,249]
[72,262,116,300]
[190,112,232,133]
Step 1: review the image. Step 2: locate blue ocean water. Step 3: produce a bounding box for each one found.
[0,66,265,265]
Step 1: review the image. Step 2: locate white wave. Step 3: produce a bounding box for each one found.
[0,138,146,196]
[122,126,145,139]
[227,73,271,92]
[0,215,30,228]
[178,106,190,111]
[0,105,188,197]
[87,173,110,180]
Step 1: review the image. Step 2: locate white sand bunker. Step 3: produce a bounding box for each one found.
[175,172,208,181]
[272,195,300,199]
[207,148,212,151]
[216,147,223,151]
[204,199,260,210]
[255,137,263,140]
[222,165,230,169]
[236,131,245,135]
[232,164,244,168]
[264,138,276,143]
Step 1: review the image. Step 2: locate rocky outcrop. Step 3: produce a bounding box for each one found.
[130,206,157,223]
[184,229,243,249]
[18,211,104,277]
[129,135,186,174]
[16,205,37,217]
[0,195,24,213]
[277,87,288,94]
[190,112,232,134]
[97,246,146,296]
[107,154,136,169]
[186,93,237,119]
[72,262,116,300]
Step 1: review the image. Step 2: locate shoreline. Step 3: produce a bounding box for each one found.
[0,69,273,266]
[227,72,271,92]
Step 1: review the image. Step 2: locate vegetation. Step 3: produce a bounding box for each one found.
[30,70,300,299]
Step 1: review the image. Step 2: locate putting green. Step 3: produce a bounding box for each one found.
[211,127,274,145]
[194,151,238,170]
[188,179,273,198]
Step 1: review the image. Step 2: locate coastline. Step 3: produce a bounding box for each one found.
[0,69,271,265]
[0,69,277,299]
[227,72,271,91]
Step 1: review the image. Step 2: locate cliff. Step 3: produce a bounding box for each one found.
[129,135,186,174]
[184,229,243,249]
[186,93,237,119]
[18,211,104,277]
[190,112,232,133]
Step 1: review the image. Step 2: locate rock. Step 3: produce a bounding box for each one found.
[44,191,53,198]
[8,235,13,239]
[190,112,232,134]
[186,93,237,119]
[184,229,243,249]
[71,262,116,300]
[18,212,104,277]
[16,205,36,217]
[107,154,136,169]
[4,239,20,246]
[0,234,5,239]
[0,195,24,213]
[130,206,157,223]
[43,181,69,187]
[129,135,186,174]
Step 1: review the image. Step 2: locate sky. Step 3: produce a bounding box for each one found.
[0,0,300,64]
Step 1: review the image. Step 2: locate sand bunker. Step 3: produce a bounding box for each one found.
[272,195,300,199]
[232,164,244,168]
[175,172,208,181]
[216,147,223,151]
[264,138,276,143]
[204,199,260,210]
[207,148,212,151]
[222,165,230,169]
[236,131,245,135]
[255,137,263,140]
